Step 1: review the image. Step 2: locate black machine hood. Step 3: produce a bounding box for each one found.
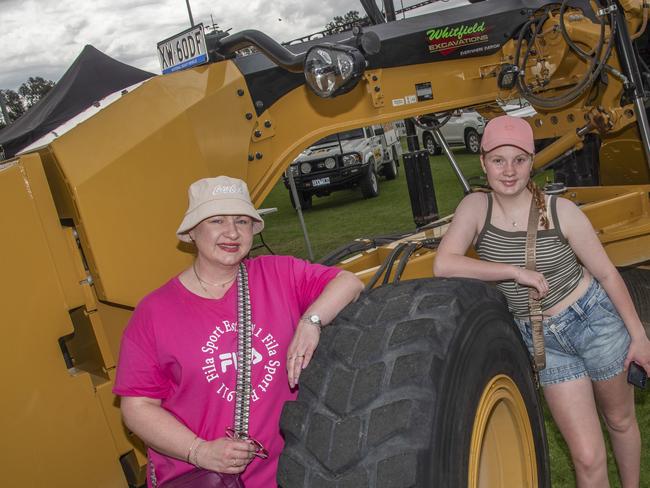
[232,0,593,115]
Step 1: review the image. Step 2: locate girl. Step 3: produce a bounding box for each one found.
[434,115,650,487]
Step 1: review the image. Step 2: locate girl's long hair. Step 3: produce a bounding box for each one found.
[527,178,549,229]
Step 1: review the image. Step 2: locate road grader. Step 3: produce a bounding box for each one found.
[2,0,650,486]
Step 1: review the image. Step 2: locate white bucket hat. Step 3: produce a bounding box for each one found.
[176,176,264,242]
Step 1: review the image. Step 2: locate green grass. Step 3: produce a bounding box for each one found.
[258,148,650,487]
[546,390,650,487]
[258,149,484,260]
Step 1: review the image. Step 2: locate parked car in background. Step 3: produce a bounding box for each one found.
[416,110,485,155]
[283,124,401,209]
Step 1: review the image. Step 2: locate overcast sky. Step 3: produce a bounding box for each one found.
[0,0,439,92]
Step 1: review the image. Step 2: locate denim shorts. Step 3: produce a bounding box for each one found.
[514,278,630,387]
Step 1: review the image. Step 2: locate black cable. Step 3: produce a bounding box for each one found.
[364,242,408,292]
[393,243,419,284]
[515,1,616,109]
[419,237,442,248]
[554,0,615,103]
[515,17,542,71]
[559,0,601,60]
[415,112,453,131]
[363,236,442,290]
[318,231,413,266]
[319,240,376,266]
[381,243,409,285]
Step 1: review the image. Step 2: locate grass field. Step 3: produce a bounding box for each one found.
[259,148,650,487]
[258,150,484,260]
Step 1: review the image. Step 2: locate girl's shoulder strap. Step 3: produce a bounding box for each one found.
[485,191,493,221]
[549,195,568,243]
[475,192,494,249]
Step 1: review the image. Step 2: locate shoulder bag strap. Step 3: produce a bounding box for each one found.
[525,198,546,371]
[234,263,252,437]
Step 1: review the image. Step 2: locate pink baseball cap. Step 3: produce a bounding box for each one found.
[480,115,535,154]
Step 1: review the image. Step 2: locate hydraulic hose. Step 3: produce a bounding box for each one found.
[515,1,616,110]
[318,232,411,266]
[392,243,419,284]
[364,242,409,292]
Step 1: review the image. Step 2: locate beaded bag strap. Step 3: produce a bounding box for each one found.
[233,263,252,437]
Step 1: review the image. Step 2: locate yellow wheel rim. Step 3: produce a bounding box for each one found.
[468,374,538,488]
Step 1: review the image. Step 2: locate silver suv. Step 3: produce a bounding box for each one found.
[416,110,485,155]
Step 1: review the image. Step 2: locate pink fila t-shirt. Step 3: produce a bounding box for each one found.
[113,255,341,487]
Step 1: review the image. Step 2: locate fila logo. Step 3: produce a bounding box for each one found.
[219,348,263,373]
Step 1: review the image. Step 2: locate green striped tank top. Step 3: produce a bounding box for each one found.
[474,193,583,318]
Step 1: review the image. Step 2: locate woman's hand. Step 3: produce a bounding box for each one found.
[286,319,321,388]
[515,267,549,300]
[624,334,650,375]
[195,437,256,474]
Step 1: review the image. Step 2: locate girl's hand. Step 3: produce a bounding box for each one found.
[624,335,650,374]
[286,319,320,388]
[195,437,256,474]
[515,268,549,300]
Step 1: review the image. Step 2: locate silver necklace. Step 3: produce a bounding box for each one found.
[494,196,524,228]
[193,261,238,298]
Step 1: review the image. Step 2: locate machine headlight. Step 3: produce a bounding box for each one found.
[287,165,299,177]
[300,162,312,174]
[497,64,519,90]
[304,44,366,98]
[324,157,336,169]
[342,153,361,167]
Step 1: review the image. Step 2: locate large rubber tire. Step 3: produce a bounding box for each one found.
[360,161,380,199]
[384,149,399,180]
[465,128,481,154]
[289,191,312,211]
[278,278,550,488]
[621,267,650,335]
[423,133,442,156]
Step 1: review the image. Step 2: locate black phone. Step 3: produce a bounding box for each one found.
[627,361,647,389]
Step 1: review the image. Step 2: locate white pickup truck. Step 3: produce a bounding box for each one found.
[283,124,402,209]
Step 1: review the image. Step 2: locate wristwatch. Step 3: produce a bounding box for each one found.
[302,314,322,329]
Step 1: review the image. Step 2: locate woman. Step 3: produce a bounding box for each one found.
[113,176,364,487]
[434,115,650,487]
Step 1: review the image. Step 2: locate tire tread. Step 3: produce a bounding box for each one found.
[278,278,547,487]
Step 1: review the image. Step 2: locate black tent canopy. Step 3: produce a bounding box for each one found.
[0,45,154,159]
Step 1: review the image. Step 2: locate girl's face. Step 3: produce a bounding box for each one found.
[189,215,254,268]
[480,145,533,197]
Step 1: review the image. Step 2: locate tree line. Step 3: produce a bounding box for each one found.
[0,77,55,129]
[324,10,368,34]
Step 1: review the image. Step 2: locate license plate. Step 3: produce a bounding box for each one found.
[312,177,330,187]
[157,24,208,74]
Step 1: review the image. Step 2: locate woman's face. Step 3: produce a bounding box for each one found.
[189,215,254,268]
[480,145,533,196]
